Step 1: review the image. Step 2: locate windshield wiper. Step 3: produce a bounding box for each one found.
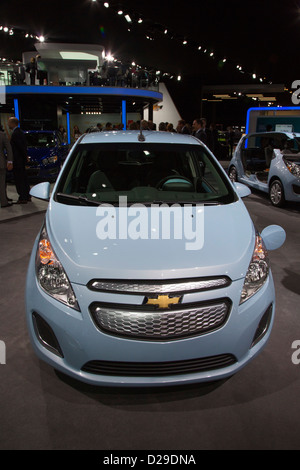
[56,193,101,206]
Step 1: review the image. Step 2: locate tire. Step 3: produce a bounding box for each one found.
[269,179,285,207]
[229,166,237,183]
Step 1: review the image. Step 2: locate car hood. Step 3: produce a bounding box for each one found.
[27,147,56,160]
[45,199,255,285]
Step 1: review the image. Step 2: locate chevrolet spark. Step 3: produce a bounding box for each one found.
[26,130,285,387]
[229,131,300,207]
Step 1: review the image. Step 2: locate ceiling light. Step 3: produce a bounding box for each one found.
[138,18,143,23]
[125,14,132,23]
[104,2,109,6]
[118,10,123,15]
[38,35,45,42]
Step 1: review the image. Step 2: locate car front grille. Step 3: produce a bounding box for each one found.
[81,354,237,377]
[87,276,231,295]
[90,298,231,341]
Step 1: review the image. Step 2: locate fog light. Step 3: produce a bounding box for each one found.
[251,304,273,347]
[32,312,64,357]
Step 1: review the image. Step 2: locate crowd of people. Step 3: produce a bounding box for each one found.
[0,115,238,210]
[7,56,160,89]
[70,118,238,158]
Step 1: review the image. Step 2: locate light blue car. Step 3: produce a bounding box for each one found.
[25,131,285,387]
[229,131,300,207]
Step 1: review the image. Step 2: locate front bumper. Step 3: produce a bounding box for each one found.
[25,244,276,387]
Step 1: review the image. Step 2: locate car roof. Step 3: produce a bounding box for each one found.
[79,130,202,145]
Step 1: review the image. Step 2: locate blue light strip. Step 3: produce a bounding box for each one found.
[246,106,300,134]
[6,85,162,101]
[13,98,20,121]
[122,100,127,130]
[66,112,71,145]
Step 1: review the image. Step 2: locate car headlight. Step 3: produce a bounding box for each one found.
[35,225,80,310]
[240,232,269,304]
[42,156,58,166]
[284,159,300,178]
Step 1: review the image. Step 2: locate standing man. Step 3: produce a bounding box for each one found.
[177,120,190,135]
[192,118,208,146]
[8,117,31,204]
[0,130,13,208]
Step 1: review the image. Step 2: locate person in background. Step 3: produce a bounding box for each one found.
[58,125,67,143]
[73,125,81,141]
[36,55,48,85]
[158,122,167,131]
[8,117,31,204]
[0,129,14,208]
[192,118,208,145]
[26,57,37,85]
[104,122,113,131]
[166,123,176,133]
[96,123,103,132]
[177,120,190,134]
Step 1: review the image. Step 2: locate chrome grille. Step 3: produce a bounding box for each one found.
[87,277,231,295]
[90,299,231,340]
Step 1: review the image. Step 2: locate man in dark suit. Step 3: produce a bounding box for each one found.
[8,117,30,204]
[193,118,208,146]
[0,130,14,208]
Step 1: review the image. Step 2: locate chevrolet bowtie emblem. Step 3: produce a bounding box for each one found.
[146,295,181,309]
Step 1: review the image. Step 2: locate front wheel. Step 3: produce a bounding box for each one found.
[269,179,285,207]
[229,166,237,183]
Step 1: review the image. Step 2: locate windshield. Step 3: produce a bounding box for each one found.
[26,133,56,148]
[55,143,236,205]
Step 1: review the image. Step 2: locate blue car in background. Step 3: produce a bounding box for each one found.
[228,131,300,207]
[24,130,69,182]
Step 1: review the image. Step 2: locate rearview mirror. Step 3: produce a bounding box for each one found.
[30,182,51,201]
[234,182,251,198]
[261,225,286,251]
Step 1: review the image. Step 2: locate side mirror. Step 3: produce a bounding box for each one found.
[261,225,286,251]
[30,182,51,201]
[234,182,251,198]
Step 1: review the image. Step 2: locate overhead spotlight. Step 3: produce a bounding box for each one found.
[132,62,136,66]
[138,18,143,23]
[164,29,168,34]
[105,53,114,61]
[3,27,8,33]
[210,52,214,57]
[198,46,202,50]
[104,2,109,6]
[118,10,123,15]
[38,35,45,42]
[183,40,187,45]
[9,29,14,35]
[252,73,256,79]
[177,75,182,81]
[125,14,132,23]
[223,58,227,62]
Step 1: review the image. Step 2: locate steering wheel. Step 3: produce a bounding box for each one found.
[156,175,194,190]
